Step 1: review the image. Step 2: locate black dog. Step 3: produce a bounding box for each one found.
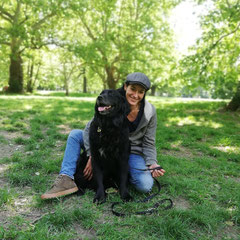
[74,89,132,203]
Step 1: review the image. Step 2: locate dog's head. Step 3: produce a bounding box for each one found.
[95,89,129,117]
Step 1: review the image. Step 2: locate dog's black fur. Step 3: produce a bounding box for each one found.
[74,89,132,203]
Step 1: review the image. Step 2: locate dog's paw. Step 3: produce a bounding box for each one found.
[93,192,106,204]
[121,192,133,202]
[76,189,85,196]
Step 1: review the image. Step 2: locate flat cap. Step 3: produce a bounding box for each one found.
[126,72,151,90]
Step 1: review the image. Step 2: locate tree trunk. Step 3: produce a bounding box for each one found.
[8,53,24,93]
[65,77,69,96]
[106,66,117,89]
[150,85,156,96]
[26,59,34,93]
[225,81,240,111]
[83,75,87,93]
[65,88,69,96]
[7,2,24,93]
[107,75,116,89]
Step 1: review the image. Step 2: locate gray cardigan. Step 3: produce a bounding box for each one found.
[83,99,157,166]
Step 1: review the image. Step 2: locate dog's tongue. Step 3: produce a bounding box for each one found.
[98,106,111,112]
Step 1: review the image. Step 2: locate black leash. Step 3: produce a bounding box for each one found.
[111,166,173,217]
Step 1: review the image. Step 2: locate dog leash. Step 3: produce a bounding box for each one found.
[111,166,173,217]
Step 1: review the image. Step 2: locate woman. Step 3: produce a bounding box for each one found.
[41,72,165,199]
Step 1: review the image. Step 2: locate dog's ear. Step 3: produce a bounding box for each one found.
[120,95,130,116]
[112,95,129,127]
[95,91,104,116]
[95,101,99,115]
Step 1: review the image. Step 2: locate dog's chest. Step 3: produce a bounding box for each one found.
[96,131,123,158]
[90,121,129,160]
[97,138,119,157]
[98,147,106,157]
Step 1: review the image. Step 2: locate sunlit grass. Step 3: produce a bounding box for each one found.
[0,95,96,102]
[166,116,224,128]
[212,146,240,154]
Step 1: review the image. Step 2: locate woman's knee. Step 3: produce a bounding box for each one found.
[68,129,83,141]
[131,174,154,193]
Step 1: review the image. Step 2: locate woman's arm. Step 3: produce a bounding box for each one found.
[142,107,166,177]
[142,108,157,165]
[83,119,93,180]
[83,119,93,157]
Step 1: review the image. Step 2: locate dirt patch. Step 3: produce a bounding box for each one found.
[174,197,191,210]
[232,177,240,183]
[215,225,240,240]
[0,199,46,230]
[0,190,97,239]
[0,130,29,141]
[0,130,29,160]
[0,164,11,189]
[0,209,17,228]
[0,174,44,228]
[58,124,72,135]
[0,143,24,159]
[72,222,96,239]
[161,145,196,159]
[225,175,240,184]
[0,164,10,173]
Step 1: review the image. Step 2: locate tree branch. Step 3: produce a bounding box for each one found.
[226,0,231,8]
[29,36,65,50]
[208,22,240,55]
[79,15,108,62]
[12,1,21,24]
[0,6,13,22]
[19,15,29,25]
[111,53,121,65]
[79,15,97,41]
[91,65,105,82]
[0,40,11,46]
[199,22,240,77]
[20,3,29,25]
[32,12,56,30]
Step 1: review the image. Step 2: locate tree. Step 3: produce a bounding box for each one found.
[68,0,178,89]
[58,50,83,96]
[25,54,41,93]
[179,0,240,110]
[0,44,9,89]
[0,0,66,93]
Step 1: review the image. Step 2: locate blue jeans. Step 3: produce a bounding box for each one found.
[60,129,154,193]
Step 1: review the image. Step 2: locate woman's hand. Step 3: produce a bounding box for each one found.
[83,156,93,180]
[149,163,165,178]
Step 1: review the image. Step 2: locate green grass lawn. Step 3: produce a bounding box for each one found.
[0,93,239,240]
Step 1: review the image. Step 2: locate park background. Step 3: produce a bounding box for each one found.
[0,0,240,239]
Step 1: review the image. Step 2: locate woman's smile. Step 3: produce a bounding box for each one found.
[124,84,145,107]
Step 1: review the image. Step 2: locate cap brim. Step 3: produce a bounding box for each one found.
[128,81,149,90]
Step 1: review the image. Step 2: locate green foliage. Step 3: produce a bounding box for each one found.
[0,0,179,94]
[0,0,76,92]
[178,0,240,101]
[65,0,177,89]
[0,45,9,89]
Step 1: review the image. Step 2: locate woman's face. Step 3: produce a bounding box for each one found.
[124,83,145,107]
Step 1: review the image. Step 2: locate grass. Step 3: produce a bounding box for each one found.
[0,93,239,240]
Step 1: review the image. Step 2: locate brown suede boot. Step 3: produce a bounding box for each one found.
[41,175,78,199]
